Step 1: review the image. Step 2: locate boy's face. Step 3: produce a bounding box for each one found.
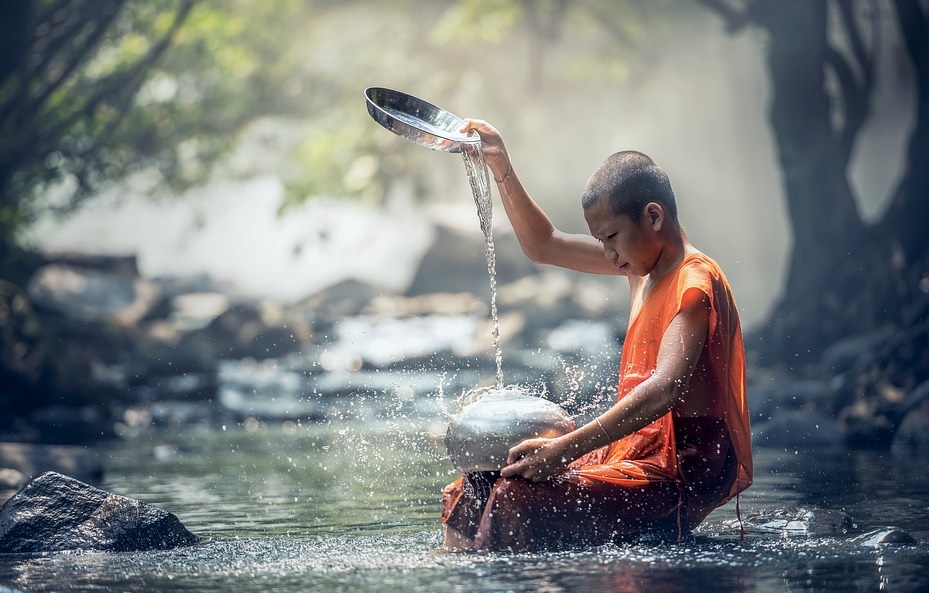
[583,198,664,277]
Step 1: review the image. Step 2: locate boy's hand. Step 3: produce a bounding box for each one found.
[500,437,571,482]
[459,119,510,183]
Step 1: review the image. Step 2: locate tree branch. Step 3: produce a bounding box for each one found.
[27,1,127,119]
[2,1,197,183]
[30,0,115,75]
[836,0,873,85]
[34,0,78,33]
[39,0,197,157]
[0,1,127,127]
[824,45,870,164]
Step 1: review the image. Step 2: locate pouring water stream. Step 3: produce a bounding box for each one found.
[459,141,504,389]
[363,88,505,391]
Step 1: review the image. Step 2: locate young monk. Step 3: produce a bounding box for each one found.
[441,119,753,552]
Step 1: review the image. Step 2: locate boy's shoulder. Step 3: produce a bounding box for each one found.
[680,250,728,280]
[672,251,735,303]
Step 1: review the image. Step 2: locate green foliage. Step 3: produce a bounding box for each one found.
[0,0,693,250]
[432,0,520,44]
[280,0,690,207]
[282,96,448,209]
[284,106,384,207]
[0,0,311,247]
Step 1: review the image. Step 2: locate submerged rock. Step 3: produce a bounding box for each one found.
[726,506,854,536]
[0,471,197,553]
[851,527,917,547]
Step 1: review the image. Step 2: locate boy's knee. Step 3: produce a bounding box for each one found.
[490,476,532,501]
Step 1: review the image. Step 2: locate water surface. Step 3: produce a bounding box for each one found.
[1,419,927,593]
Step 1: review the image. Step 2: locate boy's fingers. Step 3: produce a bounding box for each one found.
[459,118,481,133]
[506,441,529,464]
[459,118,494,135]
[507,438,544,463]
[500,457,527,478]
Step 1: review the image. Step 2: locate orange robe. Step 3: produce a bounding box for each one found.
[442,251,753,552]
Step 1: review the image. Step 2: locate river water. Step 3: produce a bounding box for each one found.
[3,112,927,593]
[0,416,927,593]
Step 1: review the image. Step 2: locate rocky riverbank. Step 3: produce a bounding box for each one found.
[2,217,928,495]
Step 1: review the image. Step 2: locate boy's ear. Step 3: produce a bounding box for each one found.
[645,202,664,229]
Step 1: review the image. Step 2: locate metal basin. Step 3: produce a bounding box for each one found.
[364,87,480,153]
[445,386,576,473]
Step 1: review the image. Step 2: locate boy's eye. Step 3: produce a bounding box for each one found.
[606,233,617,240]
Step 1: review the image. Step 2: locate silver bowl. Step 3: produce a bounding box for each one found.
[445,386,576,473]
[364,87,480,153]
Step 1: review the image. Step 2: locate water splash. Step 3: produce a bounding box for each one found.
[460,141,503,389]
[6,527,926,593]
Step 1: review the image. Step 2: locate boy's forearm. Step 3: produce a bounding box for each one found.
[555,375,681,464]
[495,169,559,263]
[559,298,711,461]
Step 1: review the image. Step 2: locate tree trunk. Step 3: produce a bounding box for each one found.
[865,0,929,339]
[752,1,869,363]
[879,0,929,263]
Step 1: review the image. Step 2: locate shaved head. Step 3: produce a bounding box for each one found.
[581,151,677,221]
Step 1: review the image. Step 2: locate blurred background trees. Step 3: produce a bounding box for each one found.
[0,0,311,283]
[699,0,928,365]
[1,0,926,371]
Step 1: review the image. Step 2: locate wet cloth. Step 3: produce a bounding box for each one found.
[441,251,753,551]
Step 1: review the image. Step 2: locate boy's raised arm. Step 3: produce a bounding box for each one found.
[461,119,620,276]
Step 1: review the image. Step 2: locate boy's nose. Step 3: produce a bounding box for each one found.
[603,246,617,261]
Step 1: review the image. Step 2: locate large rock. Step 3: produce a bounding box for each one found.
[0,279,44,381]
[820,327,893,373]
[179,303,302,361]
[27,263,160,326]
[38,252,140,276]
[892,382,929,454]
[296,278,384,322]
[0,472,197,553]
[837,320,929,448]
[405,223,538,298]
[0,282,125,444]
[497,271,619,335]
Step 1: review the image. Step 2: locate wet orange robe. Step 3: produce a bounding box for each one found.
[442,251,753,551]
